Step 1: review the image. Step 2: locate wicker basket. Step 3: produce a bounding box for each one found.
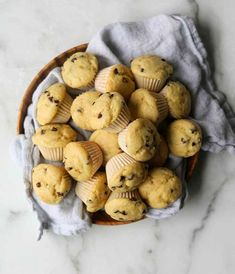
[16,43,199,226]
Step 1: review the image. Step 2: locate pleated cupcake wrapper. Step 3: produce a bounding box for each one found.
[75,176,98,204]
[149,92,168,124]
[80,141,103,176]
[104,104,130,133]
[106,153,136,183]
[37,146,64,161]
[51,93,73,123]
[107,189,140,201]
[117,126,129,155]
[134,74,166,92]
[94,67,113,93]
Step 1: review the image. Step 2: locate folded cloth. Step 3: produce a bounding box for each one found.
[12,14,235,236]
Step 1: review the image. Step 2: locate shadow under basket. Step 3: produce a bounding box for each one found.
[16,43,199,226]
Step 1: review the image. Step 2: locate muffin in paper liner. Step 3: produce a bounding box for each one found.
[106,153,148,192]
[75,171,110,212]
[104,103,130,133]
[134,74,166,92]
[51,93,73,123]
[94,65,135,99]
[104,189,147,221]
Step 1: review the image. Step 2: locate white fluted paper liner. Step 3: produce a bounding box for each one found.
[149,92,168,124]
[80,141,103,176]
[38,146,64,161]
[107,189,141,201]
[51,93,73,123]
[117,126,129,154]
[134,74,167,92]
[104,104,130,133]
[94,67,113,93]
[106,153,136,183]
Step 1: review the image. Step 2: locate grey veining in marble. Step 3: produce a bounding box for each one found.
[1,0,235,274]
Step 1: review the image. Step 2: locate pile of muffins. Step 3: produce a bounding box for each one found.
[31,52,202,222]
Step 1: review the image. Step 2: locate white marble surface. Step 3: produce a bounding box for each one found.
[1,0,235,273]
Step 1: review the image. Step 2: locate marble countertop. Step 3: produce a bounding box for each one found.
[1,0,235,273]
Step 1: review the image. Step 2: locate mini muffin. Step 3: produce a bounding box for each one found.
[36,83,73,125]
[160,81,191,118]
[89,130,122,165]
[63,141,103,181]
[118,118,161,161]
[95,64,135,99]
[104,190,147,221]
[128,88,168,125]
[32,124,78,161]
[106,153,148,192]
[131,55,173,92]
[167,119,202,157]
[71,90,101,130]
[61,52,98,89]
[75,171,110,212]
[89,92,130,132]
[32,163,72,204]
[148,136,169,167]
[139,167,182,209]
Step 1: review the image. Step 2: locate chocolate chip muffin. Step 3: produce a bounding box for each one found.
[95,64,135,99]
[63,141,103,181]
[167,119,202,157]
[131,55,173,92]
[61,52,98,89]
[118,118,161,161]
[32,124,78,161]
[104,190,147,221]
[160,81,191,118]
[139,167,182,208]
[89,129,122,165]
[32,163,72,204]
[36,83,73,125]
[106,153,148,192]
[75,172,110,212]
[70,90,101,130]
[89,92,130,133]
[128,88,168,125]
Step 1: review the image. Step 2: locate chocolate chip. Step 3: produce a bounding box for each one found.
[118,185,123,188]
[119,218,124,221]
[114,210,120,214]
[57,192,64,197]
[114,68,119,74]
[181,138,187,144]
[68,167,73,170]
[191,128,197,134]
[92,101,95,105]
[88,199,92,202]
[121,211,127,215]
[98,94,102,97]
[98,113,102,119]
[161,58,166,61]
[54,99,59,104]
[170,188,174,193]
[77,108,83,113]
[104,191,108,195]
[192,142,196,146]
[71,57,77,63]
[145,143,150,147]
[41,129,46,135]
[120,175,125,182]
[51,127,57,131]
[36,182,41,187]
[111,186,116,190]
[104,182,108,186]
[140,68,144,72]
[109,94,114,98]
[48,96,53,102]
[122,77,128,83]
[44,168,47,172]
[44,90,49,94]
